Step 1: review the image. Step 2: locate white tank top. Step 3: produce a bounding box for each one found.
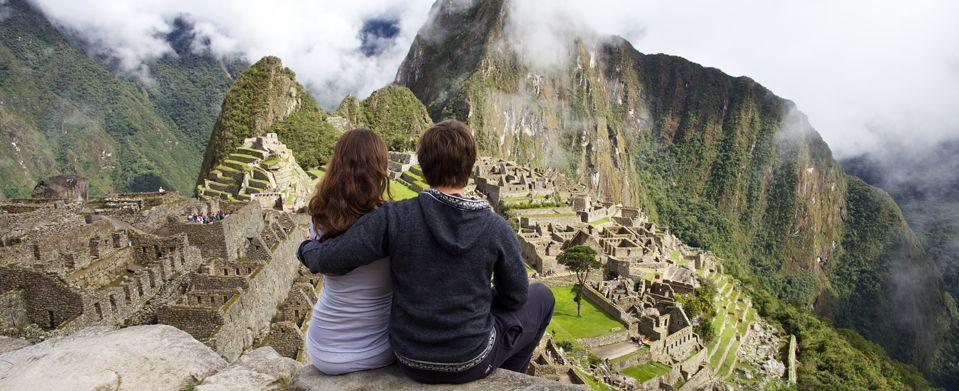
[306,224,393,367]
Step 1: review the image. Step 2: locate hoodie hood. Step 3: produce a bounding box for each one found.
[418,189,494,254]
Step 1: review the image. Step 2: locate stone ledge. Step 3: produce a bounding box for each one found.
[290,364,586,390]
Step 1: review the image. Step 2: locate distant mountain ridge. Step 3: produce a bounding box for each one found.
[0,0,245,197]
[843,140,959,386]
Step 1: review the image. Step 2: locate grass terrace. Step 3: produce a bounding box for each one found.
[307,168,326,181]
[701,273,756,377]
[622,362,671,383]
[589,217,611,226]
[388,180,418,200]
[669,249,690,266]
[548,285,625,340]
[402,170,429,189]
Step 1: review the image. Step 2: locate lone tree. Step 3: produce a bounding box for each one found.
[557,245,600,317]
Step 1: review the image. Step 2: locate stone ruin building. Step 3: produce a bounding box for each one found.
[473,158,556,206]
[528,337,589,386]
[581,277,711,387]
[387,151,418,179]
[0,188,315,362]
[196,133,313,213]
[474,158,733,389]
[1,210,201,333]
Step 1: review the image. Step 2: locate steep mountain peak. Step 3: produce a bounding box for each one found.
[196,56,334,187]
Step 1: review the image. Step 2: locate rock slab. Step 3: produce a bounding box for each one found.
[290,364,585,391]
[0,325,226,391]
[0,336,31,355]
[197,346,299,391]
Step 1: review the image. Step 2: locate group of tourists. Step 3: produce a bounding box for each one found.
[184,210,226,224]
[298,121,555,384]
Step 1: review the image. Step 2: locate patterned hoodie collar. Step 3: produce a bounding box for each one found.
[423,188,490,211]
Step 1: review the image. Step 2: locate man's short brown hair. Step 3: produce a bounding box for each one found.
[417,119,476,188]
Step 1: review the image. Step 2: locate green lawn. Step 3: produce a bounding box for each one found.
[307,168,326,180]
[402,170,430,189]
[622,362,671,382]
[388,180,419,200]
[548,285,625,339]
[524,262,535,275]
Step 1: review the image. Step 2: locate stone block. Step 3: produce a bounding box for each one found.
[290,364,585,391]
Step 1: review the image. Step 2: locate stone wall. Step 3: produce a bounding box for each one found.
[578,331,630,349]
[788,334,797,384]
[68,233,204,331]
[168,202,263,261]
[677,365,714,391]
[679,347,707,375]
[261,321,304,359]
[0,266,82,329]
[519,214,582,227]
[663,325,697,360]
[208,222,302,361]
[0,289,28,327]
[608,348,651,371]
[157,305,222,339]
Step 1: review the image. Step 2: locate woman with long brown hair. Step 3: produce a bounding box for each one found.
[304,128,395,374]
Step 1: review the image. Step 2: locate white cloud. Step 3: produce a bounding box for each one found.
[28,0,435,108]
[28,0,959,156]
[0,0,14,21]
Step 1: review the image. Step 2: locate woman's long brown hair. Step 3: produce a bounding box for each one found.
[308,128,392,240]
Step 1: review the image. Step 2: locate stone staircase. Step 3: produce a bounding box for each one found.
[197,147,271,203]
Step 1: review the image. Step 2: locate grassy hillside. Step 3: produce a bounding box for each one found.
[396,0,952,386]
[336,85,433,151]
[0,0,239,196]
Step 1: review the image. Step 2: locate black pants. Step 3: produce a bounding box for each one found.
[400,282,556,384]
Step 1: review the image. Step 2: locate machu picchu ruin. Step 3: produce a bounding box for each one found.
[196,133,314,213]
[471,157,787,390]
[1,154,790,390]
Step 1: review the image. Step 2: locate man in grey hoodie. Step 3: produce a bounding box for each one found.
[297,120,555,384]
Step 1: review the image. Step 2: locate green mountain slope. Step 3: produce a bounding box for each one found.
[336,85,433,151]
[397,0,953,386]
[0,0,239,196]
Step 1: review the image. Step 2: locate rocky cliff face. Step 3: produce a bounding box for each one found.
[396,0,952,381]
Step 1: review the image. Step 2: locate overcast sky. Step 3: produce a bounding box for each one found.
[25,0,959,157]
